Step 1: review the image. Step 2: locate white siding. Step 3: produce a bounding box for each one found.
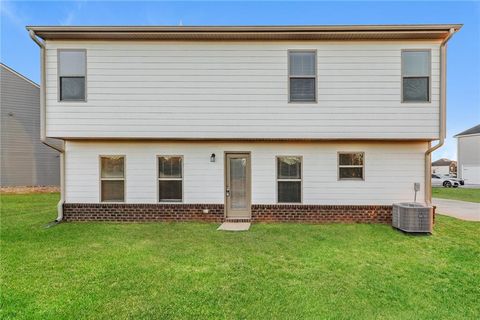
[46,41,440,139]
[65,141,427,205]
[457,135,480,184]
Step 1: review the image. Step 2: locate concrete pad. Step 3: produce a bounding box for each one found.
[433,198,480,221]
[217,222,251,231]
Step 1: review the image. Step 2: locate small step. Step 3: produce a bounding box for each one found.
[217,222,251,231]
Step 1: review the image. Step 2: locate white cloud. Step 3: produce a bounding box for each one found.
[0,0,28,29]
[60,0,87,26]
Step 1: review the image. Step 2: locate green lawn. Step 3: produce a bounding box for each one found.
[1,194,479,319]
[433,187,480,203]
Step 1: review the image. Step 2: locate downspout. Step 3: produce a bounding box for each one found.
[424,28,456,205]
[29,29,65,222]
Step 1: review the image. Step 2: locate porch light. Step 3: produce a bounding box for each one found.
[210,153,216,162]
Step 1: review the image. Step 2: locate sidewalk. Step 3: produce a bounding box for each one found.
[433,198,480,221]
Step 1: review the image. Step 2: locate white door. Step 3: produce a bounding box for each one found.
[462,166,480,185]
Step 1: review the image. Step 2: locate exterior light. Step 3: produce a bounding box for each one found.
[210,153,216,162]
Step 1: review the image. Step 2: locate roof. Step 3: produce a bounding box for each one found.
[0,63,39,88]
[432,158,456,166]
[26,24,462,41]
[454,124,480,137]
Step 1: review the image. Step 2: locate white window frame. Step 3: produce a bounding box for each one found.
[157,155,184,203]
[401,49,431,103]
[57,49,87,102]
[288,50,317,103]
[276,156,303,204]
[99,155,126,203]
[338,152,365,181]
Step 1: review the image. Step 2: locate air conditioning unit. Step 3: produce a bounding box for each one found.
[392,203,433,233]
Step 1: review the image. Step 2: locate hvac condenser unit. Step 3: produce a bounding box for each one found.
[392,203,433,233]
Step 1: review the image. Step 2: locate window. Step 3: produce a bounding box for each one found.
[158,156,183,202]
[402,50,430,102]
[100,156,125,202]
[277,156,302,203]
[289,51,316,102]
[58,50,86,101]
[338,152,364,180]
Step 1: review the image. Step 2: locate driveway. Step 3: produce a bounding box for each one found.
[433,198,480,221]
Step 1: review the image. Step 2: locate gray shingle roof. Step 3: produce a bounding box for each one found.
[454,124,480,137]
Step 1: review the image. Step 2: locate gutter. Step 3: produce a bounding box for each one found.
[424,28,456,205]
[29,30,65,222]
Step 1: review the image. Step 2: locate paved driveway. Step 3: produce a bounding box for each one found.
[433,198,480,221]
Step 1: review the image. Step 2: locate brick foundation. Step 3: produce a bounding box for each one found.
[63,203,225,222]
[252,204,392,224]
[63,203,392,224]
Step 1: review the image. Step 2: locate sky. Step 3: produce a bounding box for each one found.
[1,0,479,161]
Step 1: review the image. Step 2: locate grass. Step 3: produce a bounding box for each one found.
[432,187,480,203]
[1,194,479,320]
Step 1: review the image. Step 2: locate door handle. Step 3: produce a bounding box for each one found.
[226,188,230,197]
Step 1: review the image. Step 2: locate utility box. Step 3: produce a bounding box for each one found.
[392,203,433,233]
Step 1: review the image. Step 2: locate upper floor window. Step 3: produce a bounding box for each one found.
[338,152,364,180]
[100,156,125,202]
[58,50,86,101]
[288,51,316,102]
[277,156,302,203]
[402,50,430,103]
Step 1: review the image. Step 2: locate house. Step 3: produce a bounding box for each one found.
[431,158,456,175]
[26,24,461,223]
[455,124,480,185]
[0,63,59,187]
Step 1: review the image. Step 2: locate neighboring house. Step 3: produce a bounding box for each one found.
[27,24,461,223]
[455,124,480,185]
[0,63,59,187]
[431,158,457,175]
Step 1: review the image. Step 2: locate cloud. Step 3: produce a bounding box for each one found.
[60,0,87,26]
[0,0,28,29]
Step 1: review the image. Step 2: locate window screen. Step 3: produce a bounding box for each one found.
[277,156,302,203]
[100,156,125,202]
[402,50,430,102]
[158,156,183,202]
[289,51,316,102]
[58,50,86,101]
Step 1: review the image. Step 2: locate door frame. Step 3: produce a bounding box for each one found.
[224,151,252,219]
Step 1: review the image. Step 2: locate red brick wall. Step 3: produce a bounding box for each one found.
[63,203,225,222]
[252,205,392,224]
[63,203,392,224]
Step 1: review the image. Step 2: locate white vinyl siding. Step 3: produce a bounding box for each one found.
[45,41,441,140]
[65,141,427,205]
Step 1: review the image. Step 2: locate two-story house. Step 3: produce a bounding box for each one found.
[27,24,461,223]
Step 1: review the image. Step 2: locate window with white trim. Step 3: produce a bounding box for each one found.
[288,51,316,102]
[338,152,364,180]
[277,156,302,203]
[100,156,125,202]
[158,156,183,202]
[58,50,86,101]
[402,50,430,102]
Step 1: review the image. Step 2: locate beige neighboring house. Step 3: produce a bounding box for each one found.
[431,158,456,175]
[0,63,59,186]
[26,24,461,223]
[455,124,480,185]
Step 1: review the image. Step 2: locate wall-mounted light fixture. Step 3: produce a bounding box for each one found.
[210,153,216,162]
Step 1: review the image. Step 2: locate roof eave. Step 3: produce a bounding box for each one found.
[26,24,463,41]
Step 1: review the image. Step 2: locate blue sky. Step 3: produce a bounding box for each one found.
[1,1,479,160]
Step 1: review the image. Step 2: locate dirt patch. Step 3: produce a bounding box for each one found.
[0,186,60,194]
